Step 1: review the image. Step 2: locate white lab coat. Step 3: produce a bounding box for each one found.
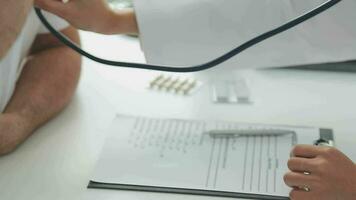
[133,0,356,70]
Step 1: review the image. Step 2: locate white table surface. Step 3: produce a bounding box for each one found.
[1,32,356,200]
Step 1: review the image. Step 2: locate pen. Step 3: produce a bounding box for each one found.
[208,129,295,138]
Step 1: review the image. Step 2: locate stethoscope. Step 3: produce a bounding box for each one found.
[34,0,341,73]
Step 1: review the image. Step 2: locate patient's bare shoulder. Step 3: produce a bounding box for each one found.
[0,0,33,59]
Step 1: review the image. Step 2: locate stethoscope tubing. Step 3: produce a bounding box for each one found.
[35,0,341,73]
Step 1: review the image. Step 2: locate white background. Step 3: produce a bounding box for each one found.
[0,32,356,200]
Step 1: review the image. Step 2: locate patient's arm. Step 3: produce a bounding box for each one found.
[0,0,34,59]
[0,27,81,155]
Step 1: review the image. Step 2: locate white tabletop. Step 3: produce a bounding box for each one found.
[1,32,356,200]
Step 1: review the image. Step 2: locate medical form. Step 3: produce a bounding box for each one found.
[88,115,331,200]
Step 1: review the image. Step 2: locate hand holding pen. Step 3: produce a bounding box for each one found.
[284,144,356,200]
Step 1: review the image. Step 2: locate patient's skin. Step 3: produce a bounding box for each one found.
[0,1,81,155]
[0,0,34,59]
[35,0,138,34]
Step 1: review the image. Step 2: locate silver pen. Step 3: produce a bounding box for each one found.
[208,129,295,138]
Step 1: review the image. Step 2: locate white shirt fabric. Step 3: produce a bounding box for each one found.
[0,10,69,112]
[134,0,356,70]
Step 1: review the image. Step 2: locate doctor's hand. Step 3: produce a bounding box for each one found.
[35,0,138,34]
[284,145,356,200]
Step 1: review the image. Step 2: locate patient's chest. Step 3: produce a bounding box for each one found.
[0,10,40,112]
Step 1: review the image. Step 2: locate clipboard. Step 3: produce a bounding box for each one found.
[88,181,289,200]
[87,116,334,200]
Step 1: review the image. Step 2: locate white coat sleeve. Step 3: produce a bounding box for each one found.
[133,0,356,70]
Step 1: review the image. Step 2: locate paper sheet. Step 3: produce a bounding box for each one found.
[133,0,356,70]
[90,115,320,198]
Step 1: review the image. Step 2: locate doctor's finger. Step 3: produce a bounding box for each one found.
[287,157,317,173]
[283,172,315,188]
[289,189,310,200]
[35,0,70,18]
[290,145,323,158]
